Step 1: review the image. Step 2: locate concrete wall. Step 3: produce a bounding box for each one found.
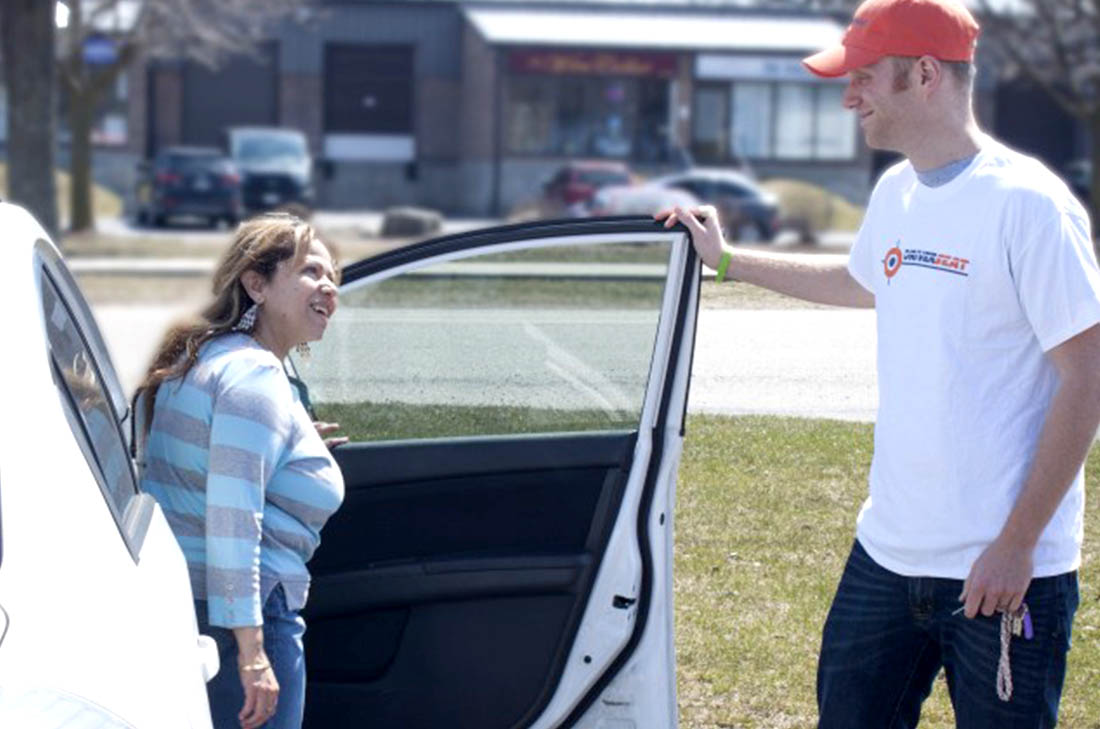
[280,72,323,153]
[456,21,498,214]
[275,5,465,210]
[317,160,462,211]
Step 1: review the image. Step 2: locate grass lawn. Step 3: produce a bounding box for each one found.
[676,415,1100,728]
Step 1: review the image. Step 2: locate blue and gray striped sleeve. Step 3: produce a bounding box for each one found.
[204,358,293,627]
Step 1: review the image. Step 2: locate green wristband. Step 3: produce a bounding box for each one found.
[715,250,732,283]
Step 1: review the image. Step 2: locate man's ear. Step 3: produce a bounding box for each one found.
[240,270,267,305]
[917,56,942,92]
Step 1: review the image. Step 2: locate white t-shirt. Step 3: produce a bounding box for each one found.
[848,136,1100,579]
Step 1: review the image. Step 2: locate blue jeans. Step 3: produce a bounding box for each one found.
[196,585,307,729]
[818,540,1078,729]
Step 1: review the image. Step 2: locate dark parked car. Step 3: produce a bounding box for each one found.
[539,161,634,217]
[226,127,314,215]
[655,169,780,242]
[135,147,242,228]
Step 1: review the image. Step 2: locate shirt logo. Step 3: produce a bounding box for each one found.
[883,242,970,284]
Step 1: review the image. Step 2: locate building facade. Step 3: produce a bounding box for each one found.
[138,0,874,215]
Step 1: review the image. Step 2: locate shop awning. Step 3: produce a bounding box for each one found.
[463,7,843,54]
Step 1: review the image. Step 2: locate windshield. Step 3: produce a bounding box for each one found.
[234,134,306,161]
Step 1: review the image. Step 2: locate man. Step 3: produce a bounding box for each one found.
[658,0,1100,725]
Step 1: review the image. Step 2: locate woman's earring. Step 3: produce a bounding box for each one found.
[235,303,259,332]
[295,342,311,359]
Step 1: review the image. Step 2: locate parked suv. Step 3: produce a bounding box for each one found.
[135,147,242,228]
[226,127,314,215]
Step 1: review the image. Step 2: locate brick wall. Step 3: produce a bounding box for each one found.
[280,73,323,153]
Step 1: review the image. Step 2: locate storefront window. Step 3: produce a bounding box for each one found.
[730,82,771,160]
[696,81,855,163]
[505,75,670,160]
[775,84,814,159]
[814,85,855,159]
[692,86,728,164]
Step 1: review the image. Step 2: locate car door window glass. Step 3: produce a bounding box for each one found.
[301,239,672,441]
[39,269,137,520]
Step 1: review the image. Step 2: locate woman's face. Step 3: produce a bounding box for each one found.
[247,237,339,357]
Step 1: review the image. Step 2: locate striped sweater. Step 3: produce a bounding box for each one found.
[141,333,344,627]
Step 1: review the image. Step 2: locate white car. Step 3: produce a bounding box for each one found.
[0,203,217,728]
[588,183,701,218]
[2,203,702,728]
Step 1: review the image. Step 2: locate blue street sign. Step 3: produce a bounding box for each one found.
[83,35,118,66]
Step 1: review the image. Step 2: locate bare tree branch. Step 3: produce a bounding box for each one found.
[53,0,310,231]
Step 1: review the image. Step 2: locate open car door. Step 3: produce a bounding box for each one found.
[295,217,699,728]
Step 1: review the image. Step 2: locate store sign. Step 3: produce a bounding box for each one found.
[695,55,841,83]
[83,34,119,66]
[510,51,678,78]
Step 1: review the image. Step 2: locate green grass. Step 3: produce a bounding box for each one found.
[308,408,1099,725]
[315,400,637,441]
[676,415,1100,728]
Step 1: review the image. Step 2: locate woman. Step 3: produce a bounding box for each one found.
[139,213,346,729]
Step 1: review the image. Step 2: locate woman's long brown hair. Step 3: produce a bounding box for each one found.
[138,212,321,430]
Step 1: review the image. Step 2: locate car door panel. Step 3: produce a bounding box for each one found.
[303,433,632,728]
[298,219,696,729]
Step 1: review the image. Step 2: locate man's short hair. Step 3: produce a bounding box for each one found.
[890,56,974,91]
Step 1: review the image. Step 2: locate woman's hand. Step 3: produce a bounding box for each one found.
[233,627,279,728]
[314,421,349,449]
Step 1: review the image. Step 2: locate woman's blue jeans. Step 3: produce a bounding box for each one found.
[817,540,1078,729]
[195,585,307,729]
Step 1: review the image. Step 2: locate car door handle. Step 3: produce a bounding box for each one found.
[198,634,221,683]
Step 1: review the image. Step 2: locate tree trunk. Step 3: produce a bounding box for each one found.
[69,89,97,232]
[0,0,58,238]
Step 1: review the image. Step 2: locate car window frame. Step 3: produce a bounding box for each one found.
[293,217,699,727]
[310,228,681,444]
[34,241,153,562]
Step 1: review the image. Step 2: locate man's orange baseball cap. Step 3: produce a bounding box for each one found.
[802,0,980,78]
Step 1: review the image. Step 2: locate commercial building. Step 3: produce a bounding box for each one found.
[142,1,867,214]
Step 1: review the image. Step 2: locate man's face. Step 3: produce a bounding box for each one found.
[843,57,921,152]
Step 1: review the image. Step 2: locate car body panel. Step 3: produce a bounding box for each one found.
[589,184,700,217]
[0,203,214,728]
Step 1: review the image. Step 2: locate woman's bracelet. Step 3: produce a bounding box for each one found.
[715,250,733,284]
[239,658,272,672]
